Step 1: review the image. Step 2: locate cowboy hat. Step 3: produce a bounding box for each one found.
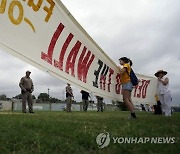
[154,70,167,77]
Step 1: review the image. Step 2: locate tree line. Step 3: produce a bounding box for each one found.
[0,93,63,103]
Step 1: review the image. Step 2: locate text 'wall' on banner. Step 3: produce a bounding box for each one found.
[0,0,157,104]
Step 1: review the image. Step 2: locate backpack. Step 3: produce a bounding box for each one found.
[127,68,139,86]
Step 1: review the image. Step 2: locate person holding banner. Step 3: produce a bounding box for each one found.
[154,94,162,115]
[65,83,73,112]
[155,70,172,117]
[96,96,104,112]
[19,71,34,113]
[80,90,90,111]
[119,57,137,119]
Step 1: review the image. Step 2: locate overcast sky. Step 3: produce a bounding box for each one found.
[0,0,180,106]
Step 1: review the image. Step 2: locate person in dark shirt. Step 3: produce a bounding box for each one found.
[96,96,104,112]
[80,90,90,111]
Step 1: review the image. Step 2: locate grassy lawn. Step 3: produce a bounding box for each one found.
[0,111,179,154]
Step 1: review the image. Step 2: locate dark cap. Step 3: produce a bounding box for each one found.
[26,70,31,74]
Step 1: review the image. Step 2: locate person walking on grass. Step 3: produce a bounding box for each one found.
[119,57,137,119]
[155,70,172,117]
[19,70,34,113]
[65,83,73,112]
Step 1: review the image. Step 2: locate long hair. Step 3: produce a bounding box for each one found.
[119,57,133,66]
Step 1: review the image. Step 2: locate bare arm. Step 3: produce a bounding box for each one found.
[158,77,169,85]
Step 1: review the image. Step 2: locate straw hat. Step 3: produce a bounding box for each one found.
[154,70,167,77]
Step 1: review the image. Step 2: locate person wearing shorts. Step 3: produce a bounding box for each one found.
[119,57,137,119]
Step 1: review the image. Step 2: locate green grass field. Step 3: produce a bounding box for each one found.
[0,111,179,154]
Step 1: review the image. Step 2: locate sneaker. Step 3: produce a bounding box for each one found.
[131,113,137,118]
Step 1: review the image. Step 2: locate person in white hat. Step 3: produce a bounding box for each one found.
[154,70,172,117]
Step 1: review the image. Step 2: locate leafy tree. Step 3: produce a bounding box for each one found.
[0,94,7,100]
[49,97,62,103]
[37,93,62,103]
[38,93,49,102]
[0,94,11,101]
[13,94,22,99]
[13,94,36,99]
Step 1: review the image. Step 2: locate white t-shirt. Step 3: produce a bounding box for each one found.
[157,76,171,94]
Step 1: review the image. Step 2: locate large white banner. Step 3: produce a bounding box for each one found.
[0,0,157,104]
